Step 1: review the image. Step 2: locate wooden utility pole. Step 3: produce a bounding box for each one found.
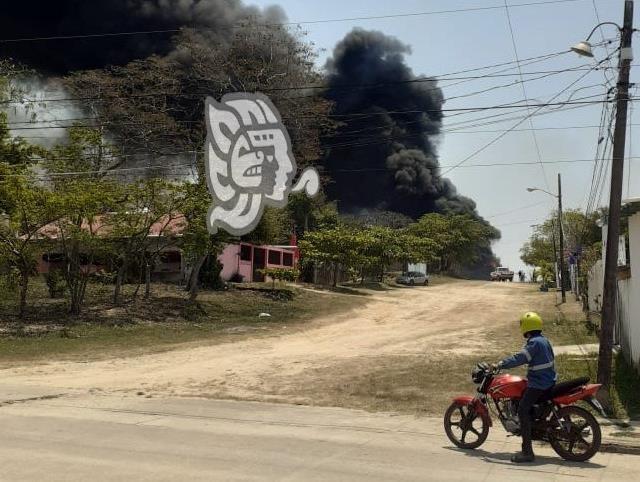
[557,173,566,303]
[598,0,634,391]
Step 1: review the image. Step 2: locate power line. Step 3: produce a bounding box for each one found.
[440,57,615,176]
[504,0,550,190]
[3,65,615,108]
[6,96,633,132]
[0,156,625,181]
[485,201,549,219]
[0,0,588,44]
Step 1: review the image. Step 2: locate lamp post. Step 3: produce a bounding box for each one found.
[527,173,566,303]
[571,1,634,393]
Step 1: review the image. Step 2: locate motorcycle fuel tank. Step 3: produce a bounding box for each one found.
[488,374,527,399]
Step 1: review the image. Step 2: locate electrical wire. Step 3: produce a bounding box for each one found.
[1,156,623,183]
[0,46,618,107]
[504,0,550,190]
[440,60,610,177]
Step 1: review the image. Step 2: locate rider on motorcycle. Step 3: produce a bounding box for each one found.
[496,312,557,463]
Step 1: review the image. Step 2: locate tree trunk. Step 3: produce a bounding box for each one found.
[332,263,338,288]
[113,261,126,305]
[18,268,29,320]
[188,255,207,302]
[145,262,151,299]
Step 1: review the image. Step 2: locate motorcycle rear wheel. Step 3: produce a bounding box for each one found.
[548,406,601,462]
[444,402,490,449]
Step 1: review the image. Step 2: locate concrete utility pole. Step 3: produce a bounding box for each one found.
[598,0,634,390]
[557,173,566,304]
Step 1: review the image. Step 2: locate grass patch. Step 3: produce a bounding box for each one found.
[538,308,598,347]
[0,279,365,365]
[612,354,640,420]
[272,353,502,416]
[553,352,640,420]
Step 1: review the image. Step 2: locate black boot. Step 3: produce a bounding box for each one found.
[511,452,535,463]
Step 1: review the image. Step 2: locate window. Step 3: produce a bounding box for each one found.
[240,244,252,261]
[42,253,65,263]
[283,252,294,267]
[159,251,181,264]
[268,250,281,265]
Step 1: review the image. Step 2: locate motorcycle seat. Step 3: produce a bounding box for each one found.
[539,377,590,402]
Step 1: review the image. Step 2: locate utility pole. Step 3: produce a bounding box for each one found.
[557,173,566,303]
[550,219,559,288]
[598,0,634,391]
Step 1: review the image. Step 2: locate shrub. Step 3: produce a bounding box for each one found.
[257,268,300,289]
[44,270,66,298]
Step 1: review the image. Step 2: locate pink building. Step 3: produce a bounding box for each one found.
[218,243,298,283]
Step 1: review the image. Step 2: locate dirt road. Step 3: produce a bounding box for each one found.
[1,280,554,408]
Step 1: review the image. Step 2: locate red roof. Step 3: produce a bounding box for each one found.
[34,213,187,240]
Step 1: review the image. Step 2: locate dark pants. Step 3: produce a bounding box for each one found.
[518,387,546,454]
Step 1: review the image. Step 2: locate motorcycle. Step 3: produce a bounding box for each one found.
[444,362,606,461]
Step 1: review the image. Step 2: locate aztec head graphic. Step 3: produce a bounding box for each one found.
[204,93,319,236]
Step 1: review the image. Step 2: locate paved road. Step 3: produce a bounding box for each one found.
[0,389,637,481]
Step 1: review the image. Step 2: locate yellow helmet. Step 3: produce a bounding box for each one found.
[520,312,543,335]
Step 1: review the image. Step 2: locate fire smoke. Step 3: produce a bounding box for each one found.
[323,28,480,220]
[0,0,286,74]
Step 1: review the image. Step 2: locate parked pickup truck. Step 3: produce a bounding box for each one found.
[490,267,514,282]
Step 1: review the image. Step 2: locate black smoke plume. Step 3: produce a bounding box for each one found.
[0,0,285,74]
[323,28,481,220]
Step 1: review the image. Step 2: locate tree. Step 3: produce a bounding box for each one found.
[299,225,367,286]
[520,209,602,288]
[108,178,186,304]
[407,213,498,273]
[0,91,55,318]
[0,164,56,318]
[180,173,227,302]
[42,127,120,315]
[63,25,334,176]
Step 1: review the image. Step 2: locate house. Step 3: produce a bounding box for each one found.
[218,243,298,283]
[32,213,298,284]
[588,198,640,373]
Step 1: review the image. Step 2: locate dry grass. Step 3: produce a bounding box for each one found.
[0,279,366,365]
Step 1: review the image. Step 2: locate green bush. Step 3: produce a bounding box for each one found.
[43,270,66,298]
[257,268,300,289]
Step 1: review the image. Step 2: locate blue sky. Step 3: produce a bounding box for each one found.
[251,0,639,273]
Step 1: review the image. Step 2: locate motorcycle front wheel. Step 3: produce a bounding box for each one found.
[548,405,601,462]
[444,402,490,449]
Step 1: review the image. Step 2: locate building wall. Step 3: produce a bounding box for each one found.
[217,244,253,282]
[587,259,604,312]
[622,212,640,370]
[217,243,297,283]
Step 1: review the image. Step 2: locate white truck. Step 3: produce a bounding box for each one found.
[490,266,514,282]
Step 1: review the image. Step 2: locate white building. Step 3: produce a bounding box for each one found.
[588,198,640,372]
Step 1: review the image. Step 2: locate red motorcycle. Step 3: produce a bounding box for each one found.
[444,362,606,461]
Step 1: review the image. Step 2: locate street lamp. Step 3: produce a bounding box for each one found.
[570,22,623,58]
[571,22,623,58]
[526,173,566,303]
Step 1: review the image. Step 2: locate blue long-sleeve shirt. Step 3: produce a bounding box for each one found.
[499,333,557,389]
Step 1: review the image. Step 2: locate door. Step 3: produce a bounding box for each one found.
[253,248,266,282]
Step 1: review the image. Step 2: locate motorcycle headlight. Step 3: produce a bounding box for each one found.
[471,363,487,383]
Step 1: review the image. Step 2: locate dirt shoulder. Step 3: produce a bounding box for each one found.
[1,280,555,414]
